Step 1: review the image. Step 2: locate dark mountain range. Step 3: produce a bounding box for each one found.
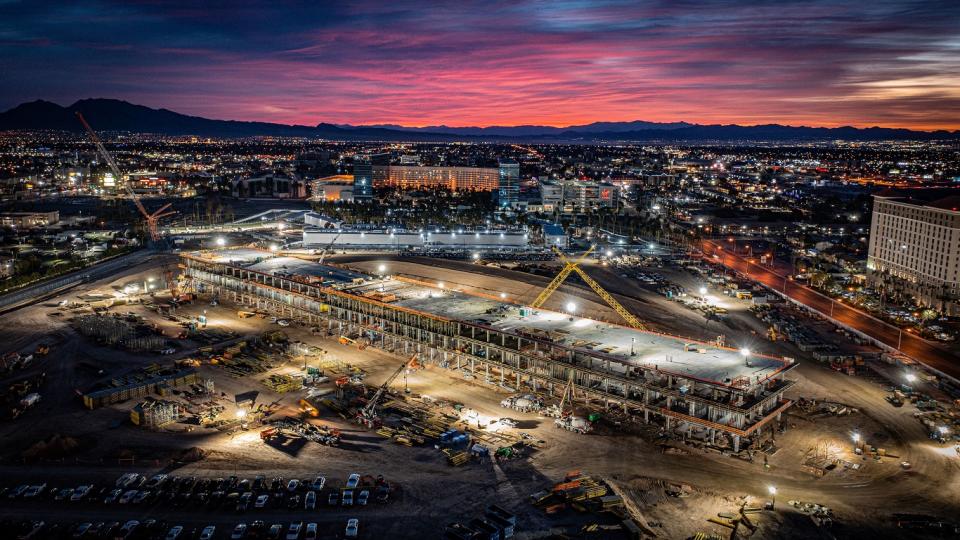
[344,120,695,136]
[1,99,957,141]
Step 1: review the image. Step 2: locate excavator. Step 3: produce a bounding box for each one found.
[356,353,419,428]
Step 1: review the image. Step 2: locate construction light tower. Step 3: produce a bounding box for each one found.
[76,112,175,244]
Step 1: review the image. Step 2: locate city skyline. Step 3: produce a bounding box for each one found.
[2,0,959,130]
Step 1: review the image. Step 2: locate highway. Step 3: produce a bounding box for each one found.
[700,239,960,381]
[0,249,173,314]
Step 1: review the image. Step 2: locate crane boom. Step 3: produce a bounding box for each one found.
[360,353,418,421]
[530,244,595,308]
[317,231,343,264]
[530,246,646,330]
[76,112,173,243]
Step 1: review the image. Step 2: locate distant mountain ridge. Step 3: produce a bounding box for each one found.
[342,120,696,136]
[1,98,957,141]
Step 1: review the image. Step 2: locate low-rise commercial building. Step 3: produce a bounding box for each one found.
[0,210,59,228]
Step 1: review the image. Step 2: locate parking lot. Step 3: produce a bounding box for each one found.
[3,470,391,539]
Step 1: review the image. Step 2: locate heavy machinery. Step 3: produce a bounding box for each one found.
[532,246,646,330]
[317,231,343,265]
[76,113,176,244]
[357,353,418,427]
[549,372,592,434]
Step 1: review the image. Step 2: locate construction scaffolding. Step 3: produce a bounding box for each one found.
[182,249,797,451]
[131,399,185,429]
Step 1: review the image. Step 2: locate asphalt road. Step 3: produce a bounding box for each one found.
[0,249,173,314]
[700,239,960,381]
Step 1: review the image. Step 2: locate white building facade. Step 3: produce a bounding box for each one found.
[867,195,960,314]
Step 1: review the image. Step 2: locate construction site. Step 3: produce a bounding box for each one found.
[0,124,954,537]
[181,247,797,454]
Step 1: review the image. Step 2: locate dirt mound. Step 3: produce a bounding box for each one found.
[21,433,82,459]
[176,446,206,462]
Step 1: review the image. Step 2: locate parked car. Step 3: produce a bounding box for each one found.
[328,492,339,506]
[165,525,184,540]
[286,479,300,492]
[199,526,216,540]
[309,475,325,491]
[70,485,93,502]
[231,523,247,539]
[345,519,359,538]
[286,521,302,540]
[255,494,269,508]
[104,489,122,504]
[345,474,360,489]
[358,490,369,506]
[23,484,47,498]
[305,523,318,540]
[119,489,138,504]
[72,523,92,538]
[119,520,139,540]
[267,524,283,539]
[304,490,316,510]
[342,491,354,506]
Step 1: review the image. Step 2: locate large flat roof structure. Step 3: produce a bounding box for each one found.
[345,278,786,387]
[182,248,797,451]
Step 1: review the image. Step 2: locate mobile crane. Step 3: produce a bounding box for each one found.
[357,353,419,427]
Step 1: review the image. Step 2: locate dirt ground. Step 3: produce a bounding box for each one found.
[0,256,957,539]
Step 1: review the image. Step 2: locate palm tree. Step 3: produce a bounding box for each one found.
[919,308,938,328]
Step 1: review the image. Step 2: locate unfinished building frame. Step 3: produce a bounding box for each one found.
[181,250,796,452]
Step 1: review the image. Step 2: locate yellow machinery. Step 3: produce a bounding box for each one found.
[531,246,646,331]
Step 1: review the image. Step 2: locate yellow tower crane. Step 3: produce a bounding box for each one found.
[531,246,647,331]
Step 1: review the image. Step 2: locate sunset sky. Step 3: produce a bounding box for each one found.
[2,0,958,130]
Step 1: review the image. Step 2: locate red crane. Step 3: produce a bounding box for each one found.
[75,112,175,243]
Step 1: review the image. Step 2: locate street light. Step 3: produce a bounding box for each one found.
[905,373,917,384]
[699,286,707,296]
[768,485,777,509]
[215,237,226,247]
[500,292,507,299]
[377,264,386,274]
[472,252,481,260]
[740,348,751,367]
[269,243,278,252]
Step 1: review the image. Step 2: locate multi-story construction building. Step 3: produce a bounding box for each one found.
[181,248,796,452]
[867,195,960,314]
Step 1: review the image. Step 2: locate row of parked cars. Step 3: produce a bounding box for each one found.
[9,517,361,539]
[3,472,394,539]
[7,472,390,513]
